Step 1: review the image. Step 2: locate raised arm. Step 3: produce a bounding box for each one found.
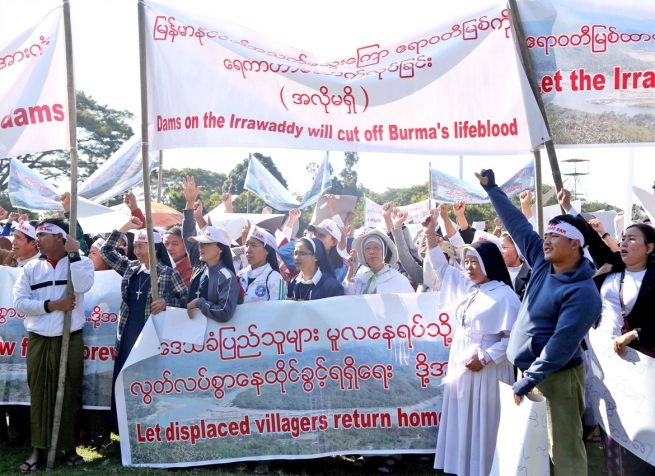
[391,211,423,285]
[180,176,203,266]
[477,170,544,268]
[100,219,140,276]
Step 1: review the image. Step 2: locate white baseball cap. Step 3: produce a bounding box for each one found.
[188,226,231,247]
[308,219,341,242]
[134,229,163,244]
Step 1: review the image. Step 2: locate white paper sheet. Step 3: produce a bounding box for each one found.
[491,382,550,476]
[161,307,206,346]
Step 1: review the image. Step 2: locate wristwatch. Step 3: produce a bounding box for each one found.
[633,329,640,341]
[601,232,610,239]
[68,251,81,263]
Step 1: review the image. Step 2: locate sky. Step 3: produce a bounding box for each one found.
[1,0,654,211]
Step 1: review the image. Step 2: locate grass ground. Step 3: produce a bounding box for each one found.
[1,433,607,475]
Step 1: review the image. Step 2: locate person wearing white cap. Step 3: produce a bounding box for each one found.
[100,216,187,435]
[88,238,110,271]
[181,176,240,322]
[423,209,521,476]
[0,219,41,268]
[307,218,349,282]
[13,218,95,469]
[238,226,286,303]
[344,229,414,295]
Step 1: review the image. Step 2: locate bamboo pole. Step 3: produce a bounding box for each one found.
[533,149,544,236]
[507,0,564,196]
[428,161,432,209]
[157,150,163,202]
[47,0,77,468]
[138,0,160,300]
[246,154,252,214]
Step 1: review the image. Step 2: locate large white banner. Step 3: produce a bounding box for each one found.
[0,7,69,159]
[364,198,430,231]
[145,1,549,155]
[587,328,655,466]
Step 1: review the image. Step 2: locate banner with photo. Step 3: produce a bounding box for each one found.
[144,0,548,155]
[430,160,534,204]
[115,294,451,467]
[587,328,655,465]
[0,6,69,159]
[79,135,160,204]
[244,153,331,211]
[0,268,121,409]
[517,0,655,146]
[8,157,62,211]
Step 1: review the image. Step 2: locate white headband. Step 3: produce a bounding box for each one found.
[36,223,66,239]
[17,221,36,240]
[248,226,277,250]
[92,238,105,249]
[545,221,585,247]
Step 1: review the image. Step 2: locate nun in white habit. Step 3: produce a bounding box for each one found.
[427,234,520,476]
[344,229,414,294]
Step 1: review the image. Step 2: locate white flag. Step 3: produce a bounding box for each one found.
[0,7,69,159]
[144,0,548,154]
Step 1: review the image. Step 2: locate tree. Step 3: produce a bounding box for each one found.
[0,91,134,186]
[222,153,288,195]
[151,168,228,212]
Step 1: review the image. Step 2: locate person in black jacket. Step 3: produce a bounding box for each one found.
[287,237,344,301]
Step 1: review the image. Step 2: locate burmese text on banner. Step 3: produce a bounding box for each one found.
[145,0,549,154]
[116,295,451,467]
[0,7,69,159]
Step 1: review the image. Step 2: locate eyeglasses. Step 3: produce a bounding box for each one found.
[500,246,515,252]
[293,251,313,257]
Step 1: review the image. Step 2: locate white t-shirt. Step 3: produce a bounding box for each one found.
[507,264,522,287]
[598,269,646,337]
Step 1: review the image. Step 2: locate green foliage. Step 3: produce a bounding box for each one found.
[152,167,227,211]
[223,153,288,195]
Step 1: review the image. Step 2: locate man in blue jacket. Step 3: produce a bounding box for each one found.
[476,169,601,476]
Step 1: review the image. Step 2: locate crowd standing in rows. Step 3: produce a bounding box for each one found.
[2,169,654,475]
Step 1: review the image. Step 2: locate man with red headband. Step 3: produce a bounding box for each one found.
[13,218,94,470]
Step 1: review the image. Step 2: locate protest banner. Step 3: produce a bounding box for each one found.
[115,294,451,467]
[244,153,331,211]
[79,134,160,204]
[587,328,655,465]
[364,198,430,230]
[0,267,121,409]
[517,0,655,146]
[143,0,548,155]
[7,157,61,211]
[430,160,534,204]
[0,6,69,159]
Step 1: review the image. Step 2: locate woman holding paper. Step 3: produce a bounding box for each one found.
[238,225,286,302]
[424,206,520,476]
[100,216,188,429]
[287,237,344,300]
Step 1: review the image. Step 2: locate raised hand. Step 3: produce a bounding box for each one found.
[120,216,142,233]
[0,207,8,221]
[393,210,408,229]
[180,176,202,209]
[382,201,393,218]
[262,206,272,215]
[60,192,71,213]
[7,212,20,225]
[18,214,29,222]
[452,200,466,217]
[124,191,138,212]
[519,190,532,206]
[288,208,301,224]
[438,203,449,221]
[345,211,356,226]
[557,188,572,212]
[589,218,606,235]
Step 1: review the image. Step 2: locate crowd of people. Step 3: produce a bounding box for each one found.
[1,169,653,475]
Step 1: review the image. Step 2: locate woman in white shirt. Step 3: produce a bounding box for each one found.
[344,229,414,295]
[237,226,285,302]
[424,209,520,476]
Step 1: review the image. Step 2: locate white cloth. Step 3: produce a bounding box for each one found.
[343,266,414,295]
[428,246,520,476]
[507,264,522,287]
[15,252,41,268]
[237,262,286,303]
[14,256,95,336]
[296,268,322,285]
[597,270,646,337]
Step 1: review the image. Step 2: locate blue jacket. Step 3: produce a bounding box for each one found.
[287,272,345,301]
[482,172,601,396]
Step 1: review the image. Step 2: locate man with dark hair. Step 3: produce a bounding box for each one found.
[0,220,40,268]
[164,226,192,288]
[477,170,601,476]
[13,217,94,470]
